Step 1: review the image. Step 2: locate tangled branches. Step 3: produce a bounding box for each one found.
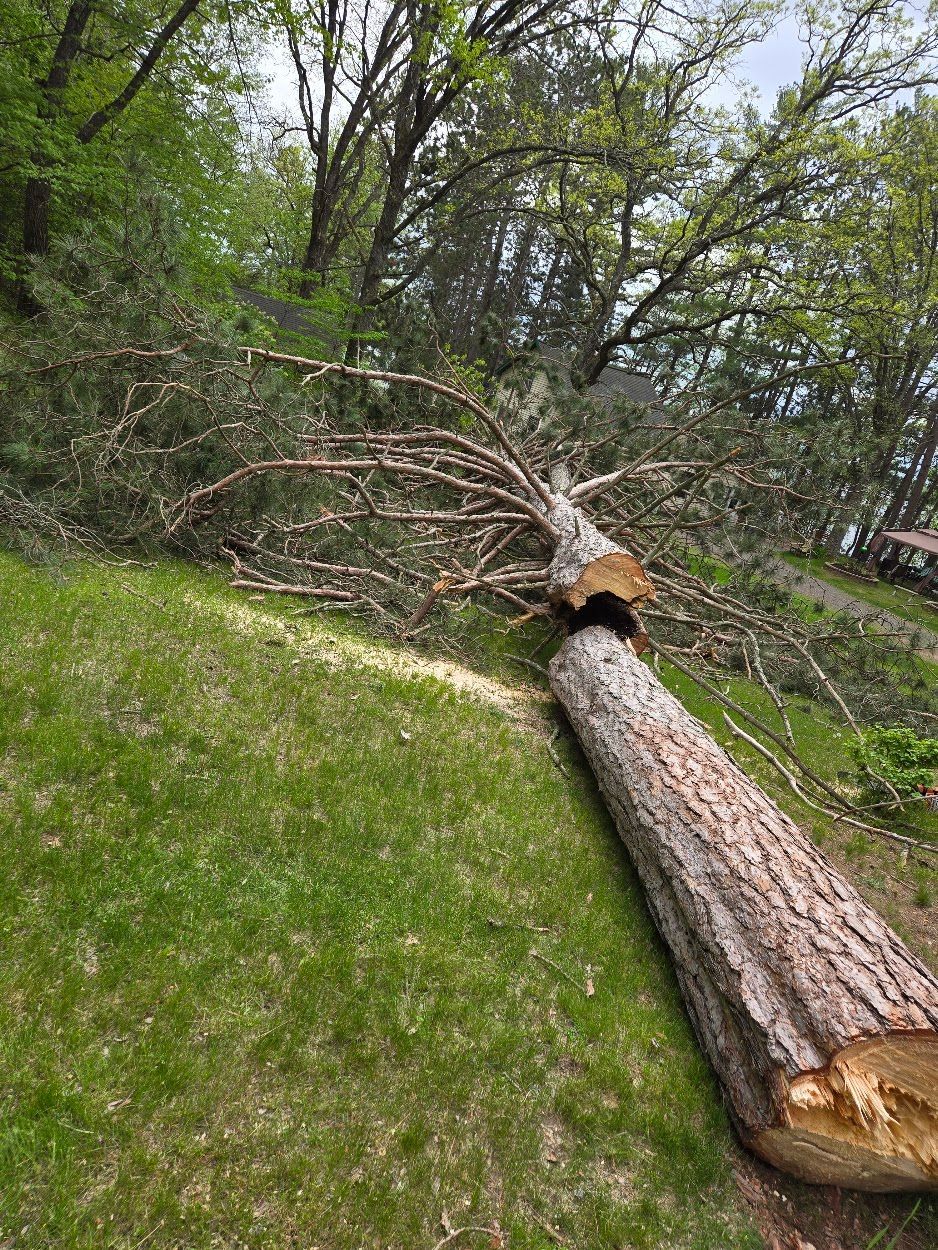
[3,313,935,850]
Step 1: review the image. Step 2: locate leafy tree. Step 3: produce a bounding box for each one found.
[0,0,244,303]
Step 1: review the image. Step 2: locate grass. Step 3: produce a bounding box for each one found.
[0,551,935,1249]
[0,552,759,1249]
[781,553,938,636]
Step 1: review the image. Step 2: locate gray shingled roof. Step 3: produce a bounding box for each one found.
[502,346,662,409]
[233,287,326,339]
[588,365,660,407]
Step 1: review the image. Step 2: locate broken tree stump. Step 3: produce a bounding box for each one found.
[549,623,938,1192]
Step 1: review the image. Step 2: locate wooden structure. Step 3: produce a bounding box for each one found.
[867,528,938,592]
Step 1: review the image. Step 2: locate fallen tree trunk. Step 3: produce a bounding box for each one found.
[165,340,938,1191]
[549,622,938,1191]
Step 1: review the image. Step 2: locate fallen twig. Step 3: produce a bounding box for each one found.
[524,1210,569,1245]
[487,916,554,933]
[529,949,591,996]
[508,652,549,679]
[431,1225,502,1249]
[721,713,938,856]
[119,583,167,611]
[546,724,569,776]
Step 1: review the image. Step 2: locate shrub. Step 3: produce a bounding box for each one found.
[854,725,938,795]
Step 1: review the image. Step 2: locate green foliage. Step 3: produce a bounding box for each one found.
[0,198,312,546]
[855,725,938,795]
[0,0,250,293]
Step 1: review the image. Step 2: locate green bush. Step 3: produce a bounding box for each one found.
[854,725,938,794]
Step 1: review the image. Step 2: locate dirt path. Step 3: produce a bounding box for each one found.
[768,557,938,663]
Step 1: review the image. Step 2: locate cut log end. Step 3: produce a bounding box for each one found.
[547,529,656,655]
[754,1035,938,1191]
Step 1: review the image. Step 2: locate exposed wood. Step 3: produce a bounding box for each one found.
[549,625,938,1192]
[402,576,453,637]
[545,498,654,654]
[545,498,655,611]
[823,561,878,584]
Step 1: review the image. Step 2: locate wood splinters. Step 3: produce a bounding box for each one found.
[761,1036,938,1188]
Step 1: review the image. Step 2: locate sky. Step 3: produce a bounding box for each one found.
[261,6,933,125]
[725,14,806,110]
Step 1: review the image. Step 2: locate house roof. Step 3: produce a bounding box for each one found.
[876,529,938,559]
[588,364,661,407]
[500,345,662,408]
[233,287,330,340]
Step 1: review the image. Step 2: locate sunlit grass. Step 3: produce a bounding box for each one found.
[0,553,758,1249]
[0,551,934,1248]
[782,552,938,636]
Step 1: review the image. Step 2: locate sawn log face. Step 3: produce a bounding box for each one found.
[549,625,938,1191]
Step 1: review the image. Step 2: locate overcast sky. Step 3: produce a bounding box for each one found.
[259,11,850,122]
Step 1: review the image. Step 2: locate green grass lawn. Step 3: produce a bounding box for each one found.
[0,552,934,1249]
[781,553,938,636]
[0,553,759,1249]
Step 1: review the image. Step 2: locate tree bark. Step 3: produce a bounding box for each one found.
[895,412,938,532]
[346,160,409,361]
[465,213,509,361]
[17,0,93,309]
[879,423,934,534]
[545,509,938,1192]
[22,177,53,259]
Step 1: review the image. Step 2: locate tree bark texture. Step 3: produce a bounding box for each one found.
[545,511,938,1192]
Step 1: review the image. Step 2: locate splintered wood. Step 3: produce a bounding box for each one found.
[545,498,656,612]
[549,625,938,1192]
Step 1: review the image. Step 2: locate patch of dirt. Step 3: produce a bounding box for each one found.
[553,1055,584,1079]
[594,1158,635,1204]
[734,1155,933,1250]
[540,1112,569,1168]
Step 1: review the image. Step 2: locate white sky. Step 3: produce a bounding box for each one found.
[260,6,925,123]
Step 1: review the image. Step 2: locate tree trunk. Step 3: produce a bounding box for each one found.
[822,468,867,557]
[21,176,52,260]
[298,204,336,297]
[347,159,409,360]
[529,244,561,341]
[16,0,93,310]
[849,523,870,559]
[17,166,54,316]
[895,413,937,532]
[879,424,933,534]
[545,506,938,1192]
[465,213,509,361]
[16,0,196,310]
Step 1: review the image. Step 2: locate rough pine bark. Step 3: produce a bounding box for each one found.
[545,506,938,1192]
